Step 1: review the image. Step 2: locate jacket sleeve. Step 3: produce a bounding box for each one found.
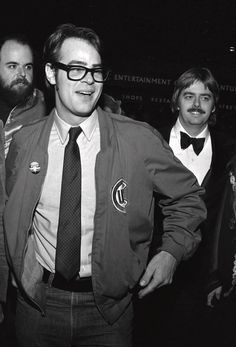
[205,158,236,293]
[0,121,9,302]
[145,129,207,263]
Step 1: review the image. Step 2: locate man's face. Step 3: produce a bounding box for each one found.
[46,37,103,124]
[178,81,215,132]
[0,40,34,105]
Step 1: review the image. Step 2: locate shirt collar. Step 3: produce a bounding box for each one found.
[53,109,99,144]
[174,117,210,139]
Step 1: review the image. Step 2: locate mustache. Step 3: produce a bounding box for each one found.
[187,107,205,114]
[10,77,30,87]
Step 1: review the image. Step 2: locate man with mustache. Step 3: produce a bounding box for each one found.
[0,34,46,156]
[146,67,236,346]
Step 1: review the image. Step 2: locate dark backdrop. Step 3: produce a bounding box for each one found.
[1,0,236,135]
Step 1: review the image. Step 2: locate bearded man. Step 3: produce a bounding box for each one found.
[0,34,46,155]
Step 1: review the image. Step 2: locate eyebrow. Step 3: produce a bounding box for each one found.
[67,60,102,68]
[6,61,33,66]
[183,91,212,97]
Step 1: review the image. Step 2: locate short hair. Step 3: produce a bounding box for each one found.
[0,33,33,58]
[43,23,103,65]
[171,67,219,114]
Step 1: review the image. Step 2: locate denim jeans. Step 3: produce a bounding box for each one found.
[15,285,133,347]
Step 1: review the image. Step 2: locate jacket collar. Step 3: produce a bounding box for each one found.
[54,109,99,144]
[97,107,115,151]
[36,106,114,153]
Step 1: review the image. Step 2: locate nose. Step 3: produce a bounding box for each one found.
[17,66,26,77]
[193,96,200,108]
[82,71,94,84]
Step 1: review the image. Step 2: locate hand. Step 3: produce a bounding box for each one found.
[138,251,177,299]
[0,303,4,324]
[207,286,222,307]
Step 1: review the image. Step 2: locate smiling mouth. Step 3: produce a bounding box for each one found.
[188,108,205,115]
[190,111,203,115]
[77,91,93,96]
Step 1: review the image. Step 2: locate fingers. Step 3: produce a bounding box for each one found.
[138,252,177,299]
[206,286,223,307]
[207,293,214,308]
[138,267,157,299]
[138,276,160,299]
[215,288,222,300]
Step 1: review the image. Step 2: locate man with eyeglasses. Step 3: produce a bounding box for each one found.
[0,23,206,346]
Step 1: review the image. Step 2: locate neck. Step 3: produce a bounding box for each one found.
[185,127,204,137]
[57,113,89,126]
[178,120,207,137]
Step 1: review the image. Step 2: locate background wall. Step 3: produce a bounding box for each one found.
[1,0,236,135]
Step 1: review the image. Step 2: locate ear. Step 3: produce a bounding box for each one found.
[211,106,216,113]
[45,63,56,85]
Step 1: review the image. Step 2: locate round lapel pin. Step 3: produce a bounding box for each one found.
[29,161,40,174]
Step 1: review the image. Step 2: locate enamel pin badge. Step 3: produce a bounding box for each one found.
[29,161,40,174]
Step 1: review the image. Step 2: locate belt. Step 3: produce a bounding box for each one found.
[42,268,93,292]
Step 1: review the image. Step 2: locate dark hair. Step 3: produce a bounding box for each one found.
[171,67,219,125]
[43,23,103,65]
[0,33,34,58]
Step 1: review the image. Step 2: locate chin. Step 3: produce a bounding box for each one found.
[76,106,96,116]
[76,113,90,118]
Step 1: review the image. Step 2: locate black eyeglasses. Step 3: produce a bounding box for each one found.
[52,61,110,83]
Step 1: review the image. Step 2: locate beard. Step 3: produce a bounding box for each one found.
[0,76,34,107]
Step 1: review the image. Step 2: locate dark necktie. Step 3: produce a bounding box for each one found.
[180,131,205,155]
[55,126,82,280]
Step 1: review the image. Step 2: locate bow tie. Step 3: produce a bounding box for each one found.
[180,131,205,155]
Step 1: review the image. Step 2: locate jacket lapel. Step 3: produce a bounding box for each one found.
[202,129,226,188]
[158,125,172,143]
[4,112,54,258]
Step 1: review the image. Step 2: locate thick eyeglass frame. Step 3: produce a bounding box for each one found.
[52,61,110,82]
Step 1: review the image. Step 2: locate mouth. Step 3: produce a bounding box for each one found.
[76,90,94,96]
[190,111,203,115]
[11,82,28,89]
[188,109,205,115]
